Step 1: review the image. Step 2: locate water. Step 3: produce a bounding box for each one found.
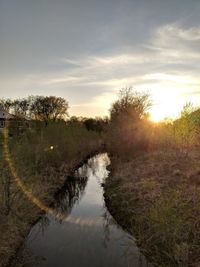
[24,154,152,267]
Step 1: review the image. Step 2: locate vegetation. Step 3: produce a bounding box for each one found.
[0,96,69,122]
[0,99,102,266]
[69,116,109,133]
[106,88,151,157]
[105,88,200,266]
[1,88,200,267]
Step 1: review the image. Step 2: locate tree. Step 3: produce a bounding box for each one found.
[110,87,151,123]
[108,87,151,157]
[84,117,109,133]
[174,103,199,154]
[30,96,69,124]
[12,98,30,117]
[0,98,13,112]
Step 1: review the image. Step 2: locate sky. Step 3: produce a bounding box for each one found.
[1,0,200,121]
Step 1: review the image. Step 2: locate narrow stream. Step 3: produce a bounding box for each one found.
[24,154,152,267]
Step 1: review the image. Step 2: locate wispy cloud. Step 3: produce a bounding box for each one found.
[1,0,200,118]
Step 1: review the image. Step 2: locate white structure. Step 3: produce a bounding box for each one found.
[0,110,14,130]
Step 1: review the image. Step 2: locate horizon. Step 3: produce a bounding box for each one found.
[1,0,200,121]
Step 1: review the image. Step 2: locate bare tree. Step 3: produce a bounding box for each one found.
[0,98,13,112]
[30,96,69,124]
[110,87,151,123]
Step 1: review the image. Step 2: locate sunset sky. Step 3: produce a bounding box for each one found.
[1,0,200,121]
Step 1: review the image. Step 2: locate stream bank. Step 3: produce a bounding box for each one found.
[2,149,102,267]
[14,154,151,267]
[104,150,200,267]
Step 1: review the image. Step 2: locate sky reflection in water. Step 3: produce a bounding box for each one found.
[25,154,152,267]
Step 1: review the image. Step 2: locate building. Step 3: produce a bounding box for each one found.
[0,110,14,131]
[0,110,31,135]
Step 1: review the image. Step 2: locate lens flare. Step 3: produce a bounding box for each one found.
[2,123,98,226]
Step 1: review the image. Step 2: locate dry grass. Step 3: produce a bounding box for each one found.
[0,122,102,267]
[105,149,200,267]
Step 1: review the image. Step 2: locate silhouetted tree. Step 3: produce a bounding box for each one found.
[12,98,30,117]
[84,117,109,132]
[30,96,69,124]
[0,98,13,112]
[68,116,83,125]
[110,87,150,123]
[108,87,151,157]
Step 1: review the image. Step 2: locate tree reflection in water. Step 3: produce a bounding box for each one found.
[21,154,152,267]
[54,175,88,218]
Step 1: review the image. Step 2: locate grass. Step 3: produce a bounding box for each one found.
[105,149,200,267]
[0,121,102,267]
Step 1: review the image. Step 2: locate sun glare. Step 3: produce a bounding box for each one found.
[148,87,184,122]
[150,100,182,122]
[150,110,167,122]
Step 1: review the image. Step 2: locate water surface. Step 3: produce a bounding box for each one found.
[25,154,152,267]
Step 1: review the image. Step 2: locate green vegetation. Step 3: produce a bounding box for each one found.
[1,89,200,267]
[104,88,200,266]
[0,100,102,266]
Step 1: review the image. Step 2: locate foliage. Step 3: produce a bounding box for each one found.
[30,96,69,122]
[105,90,200,266]
[107,87,151,158]
[174,103,199,150]
[12,98,30,117]
[110,87,151,123]
[0,120,101,266]
[144,103,200,154]
[83,117,109,133]
[0,96,69,123]
[9,120,101,173]
[67,116,109,133]
[0,98,13,112]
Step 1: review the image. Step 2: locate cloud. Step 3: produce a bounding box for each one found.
[155,24,200,43]
[1,1,200,118]
[150,23,200,62]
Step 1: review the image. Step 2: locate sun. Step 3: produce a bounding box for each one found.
[148,89,183,122]
[149,102,181,122]
[149,101,175,122]
[150,110,166,122]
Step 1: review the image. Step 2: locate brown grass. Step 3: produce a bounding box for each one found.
[105,149,200,267]
[0,122,102,267]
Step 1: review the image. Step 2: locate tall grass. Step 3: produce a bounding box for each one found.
[106,151,200,266]
[105,98,200,266]
[0,120,102,266]
[10,120,101,172]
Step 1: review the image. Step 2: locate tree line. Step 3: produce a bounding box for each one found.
[106,87,200,158]
[0,96,69,124]
[1,89,200,152]
[0,96,110,132]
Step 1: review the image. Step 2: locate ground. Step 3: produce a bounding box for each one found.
[0,124,102,267]
[105,149,200,267]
